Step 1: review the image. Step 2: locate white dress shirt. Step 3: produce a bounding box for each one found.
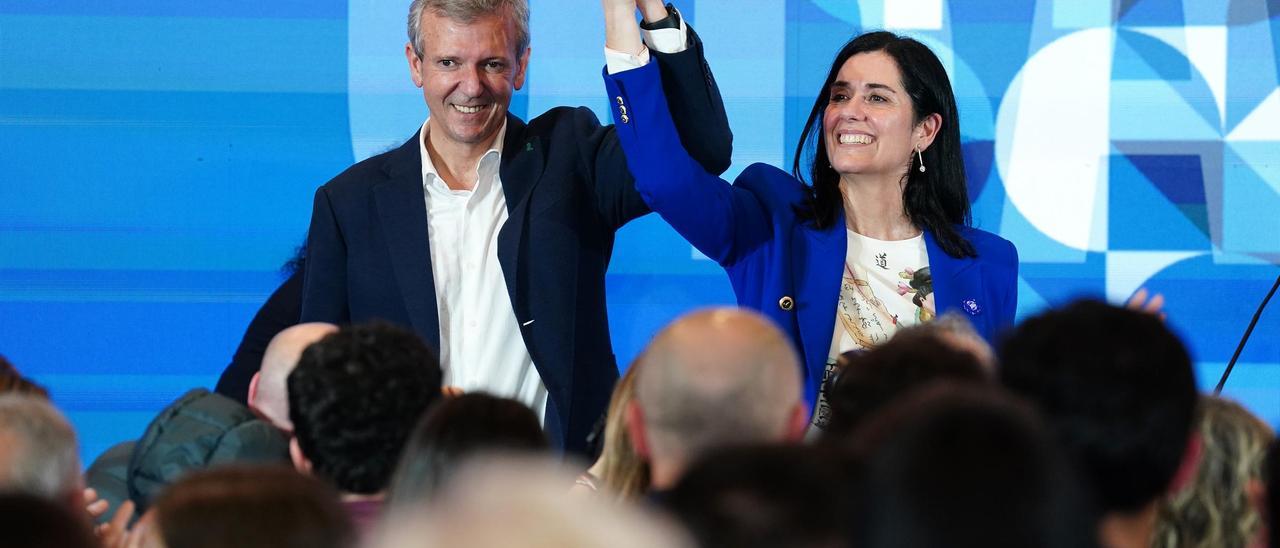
[419,121,548,419]
[414,17,690,422]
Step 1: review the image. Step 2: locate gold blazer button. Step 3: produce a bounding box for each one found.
[778,296,795,311]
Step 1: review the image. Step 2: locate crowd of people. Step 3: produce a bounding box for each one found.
[2,301,1278,547]
[4,0,1276,546]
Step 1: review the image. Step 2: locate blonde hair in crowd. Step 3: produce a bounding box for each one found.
[595,364,649,499]
[1152,396,1274,548]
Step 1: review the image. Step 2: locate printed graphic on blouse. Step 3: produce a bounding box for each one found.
[809,231,932,432]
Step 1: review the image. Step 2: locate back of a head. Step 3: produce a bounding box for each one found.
[998,300,1198,514]
[388,392,548,507]
[821,327,988,443]
[151,465,353,548]
[635,308,803,464]
[288,321,443,494]
[665,444,854,548]
[253,322,339,432]
[851,383,1097,548]
[1267,438,1280,548]
[1153,396,1274,548]
[0,356,49,399]
[0,394,81,504]
[0,492,97,548]
[372,456,692,548]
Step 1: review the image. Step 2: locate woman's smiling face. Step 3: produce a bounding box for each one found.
[822,50,924,180]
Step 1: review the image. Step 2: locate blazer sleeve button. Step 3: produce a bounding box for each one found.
[778,296,795,311]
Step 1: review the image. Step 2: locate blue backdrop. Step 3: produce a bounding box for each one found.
[2,0,1278,464]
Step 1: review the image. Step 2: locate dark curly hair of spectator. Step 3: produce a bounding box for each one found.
[288,322,443,495]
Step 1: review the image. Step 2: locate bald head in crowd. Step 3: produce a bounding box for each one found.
[249,322,339,433]
[628,308,807,490]
[0,395,83,511]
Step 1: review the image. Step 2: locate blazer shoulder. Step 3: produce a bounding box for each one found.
[318,136,415,196]
[734,163,810,215]
[961,226,1018,268]
[525,106,605,135]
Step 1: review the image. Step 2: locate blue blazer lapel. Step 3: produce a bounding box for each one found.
[373,134,441,351]
[792,213,846,402]
[924,230,980,324]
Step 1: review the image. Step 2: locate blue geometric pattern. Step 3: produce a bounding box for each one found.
[0,0,1277,464]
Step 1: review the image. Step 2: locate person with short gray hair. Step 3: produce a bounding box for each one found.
[407,0,530,59]
[0,394,83,510]
[300,0,733,454]
[627,308,808,490]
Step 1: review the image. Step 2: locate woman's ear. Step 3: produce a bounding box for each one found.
[916,112,943,151]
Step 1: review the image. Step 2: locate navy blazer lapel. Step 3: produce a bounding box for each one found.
[373,133,441,351]
[496,115,546,312]
[792,213,846,392]
[498,114,546,214]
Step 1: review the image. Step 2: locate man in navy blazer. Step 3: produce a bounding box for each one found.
[300,0,731,454]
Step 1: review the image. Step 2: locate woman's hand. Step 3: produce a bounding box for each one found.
[1126,287,1167,321]
[637,0,669,23]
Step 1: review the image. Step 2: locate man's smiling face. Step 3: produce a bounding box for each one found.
[407,8,528,152]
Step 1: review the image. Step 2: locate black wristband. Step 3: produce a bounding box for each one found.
[639,3,681,30]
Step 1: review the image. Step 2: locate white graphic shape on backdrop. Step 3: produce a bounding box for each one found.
[349,0,429,162]
[1133,26,1228,130]
[812,0,874,26]
[996,29,1114,252]
[1226,89,1280,142]
[1104,251,1203,303]
[885,0,943,30]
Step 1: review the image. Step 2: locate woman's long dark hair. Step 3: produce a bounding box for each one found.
[792,31,975,258]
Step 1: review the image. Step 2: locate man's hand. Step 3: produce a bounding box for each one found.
[603,0,644,56]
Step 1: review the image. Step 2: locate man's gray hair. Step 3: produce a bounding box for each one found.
[0,395,81,500]
[407,0,530,58]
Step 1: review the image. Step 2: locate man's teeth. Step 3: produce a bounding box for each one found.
[454,104,483,114]
[839,134,872,145]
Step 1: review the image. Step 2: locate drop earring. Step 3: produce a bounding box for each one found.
[916,146,926,173]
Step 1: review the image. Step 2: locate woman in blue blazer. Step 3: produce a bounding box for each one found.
[604,30,1018,428]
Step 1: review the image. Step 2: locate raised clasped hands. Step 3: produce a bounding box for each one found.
[601,0,669,23]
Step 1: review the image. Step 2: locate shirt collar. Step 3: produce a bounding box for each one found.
[418,118,506,191]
